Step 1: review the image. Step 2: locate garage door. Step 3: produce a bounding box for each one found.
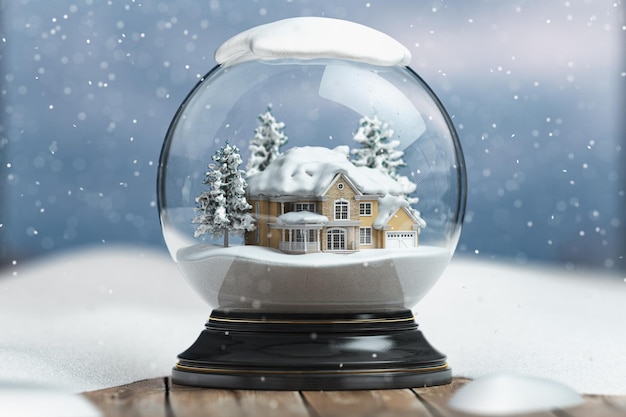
[385,232,416,248]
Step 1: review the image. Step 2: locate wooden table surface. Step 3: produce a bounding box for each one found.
[83,377,626,417]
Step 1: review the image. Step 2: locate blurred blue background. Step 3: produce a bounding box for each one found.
[1,0,624,274]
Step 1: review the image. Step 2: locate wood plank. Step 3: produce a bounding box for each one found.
[411,378,471,417]
[168,382,243,417]
[561,394,626,417]
[168,382,311,417]
[604,395,626,412]
[236,390,311,417]
[302,389,432,417]
[83,377,626,417]
[83,378,168,417]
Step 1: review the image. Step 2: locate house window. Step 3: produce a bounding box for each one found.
[337,183,344,190]
[360,227,372,245]
[294,202,316,212]
[327,228,346,251]
[359,202,372,216]
[334,200,349,220]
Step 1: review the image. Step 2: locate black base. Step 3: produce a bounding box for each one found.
[172,310,451,390]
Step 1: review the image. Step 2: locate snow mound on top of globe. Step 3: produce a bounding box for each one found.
[215,17,411,66]
[247,145,405,197]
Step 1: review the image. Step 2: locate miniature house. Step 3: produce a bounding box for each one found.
[245,146,425,254]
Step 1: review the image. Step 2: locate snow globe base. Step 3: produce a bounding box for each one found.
[172,309,451,390]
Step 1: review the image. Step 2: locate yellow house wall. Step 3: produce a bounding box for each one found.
[355,198,378,249]
[321,176,360,251]
[267,201,282,249]
[375,229,385,248]
[245,198,284,249]
[246,199,265,246]
[381,208,420,248]
[361,206,419,248]
[322,176,359,220]
[246,181,420,252]
[385,209,416,232]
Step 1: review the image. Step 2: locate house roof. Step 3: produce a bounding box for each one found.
[247,146,404,198]
[374,194,426,230]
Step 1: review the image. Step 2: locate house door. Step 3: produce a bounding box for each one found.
[326,228,346,251]
[385,232,416,249]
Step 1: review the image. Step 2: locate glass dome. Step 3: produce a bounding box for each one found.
[158,18,466,315]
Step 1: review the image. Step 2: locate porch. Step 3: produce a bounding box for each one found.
[274,210,328,254]
[279,240,321,254]
[277,226,324,254]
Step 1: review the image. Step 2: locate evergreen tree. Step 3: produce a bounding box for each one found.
[246,106,288,176]
[351,115,417,199]
[193,143,255,247]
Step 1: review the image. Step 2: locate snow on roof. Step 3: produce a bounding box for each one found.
[276,211,329,225]
[215,17,411,67]
[374,194,426,230]
[247,146,404,198]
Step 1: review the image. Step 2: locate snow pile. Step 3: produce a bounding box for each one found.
[247,146,404,197]
[0,246,207,393]
[418,259,626,395]
[215,17,411,66]
[0,384,102,417]
[276,211,328,225]
[1,245,625,395]
[448,374,583,415]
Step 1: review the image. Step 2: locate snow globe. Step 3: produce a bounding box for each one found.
[158,17,466,390]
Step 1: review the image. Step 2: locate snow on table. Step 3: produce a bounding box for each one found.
[1,245,625,395]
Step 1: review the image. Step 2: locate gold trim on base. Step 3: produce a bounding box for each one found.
[175,362,449,375]
[209,316,415,325]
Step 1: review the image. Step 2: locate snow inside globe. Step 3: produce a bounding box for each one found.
[158,17,466,390]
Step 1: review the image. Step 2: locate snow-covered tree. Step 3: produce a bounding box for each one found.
[246,106,288,176]
[193,143,255,247]
[352,115,403,177]
[351,115,416,199]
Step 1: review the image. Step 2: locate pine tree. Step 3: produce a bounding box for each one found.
[351,115,417,199]
[246,106,288,176]
[193,143,255,247]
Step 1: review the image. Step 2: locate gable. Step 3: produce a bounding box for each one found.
[320,173,362,198]
[373,194,425,230]
[383,207,418,231]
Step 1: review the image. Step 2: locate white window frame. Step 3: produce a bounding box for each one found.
[359,202,372,216]
[326,228,346,251]
[334,199,349,221]
[385,231,417,248]
[359,227,372,245]
[294,202,316,212]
